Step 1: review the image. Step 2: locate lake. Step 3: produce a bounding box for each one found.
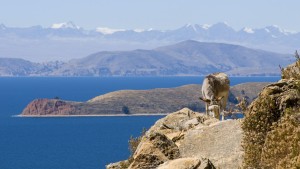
[0,76,280,169]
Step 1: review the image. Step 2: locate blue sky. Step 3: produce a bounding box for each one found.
[0,0,299,31]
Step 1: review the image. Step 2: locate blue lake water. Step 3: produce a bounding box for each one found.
[0,77,280,169]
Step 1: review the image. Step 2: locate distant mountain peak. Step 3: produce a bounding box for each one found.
[209,22,235,32]
[242,27,255,34]
[212,22,230,27]
[201,24,211,30]
[0,23,6,30]
[51,21,80,30]
[133,29,145,33]
[96,27,126,34]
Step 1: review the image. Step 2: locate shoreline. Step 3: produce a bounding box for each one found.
[13,113,168,118]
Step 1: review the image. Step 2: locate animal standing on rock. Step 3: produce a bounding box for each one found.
[200,72,230,120]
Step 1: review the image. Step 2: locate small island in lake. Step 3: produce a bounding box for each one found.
[19,82,269,116]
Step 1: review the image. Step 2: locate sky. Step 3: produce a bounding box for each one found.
[0,0,300,31]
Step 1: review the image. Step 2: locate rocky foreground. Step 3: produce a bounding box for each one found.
[107,58,300,169]
[106,108,243,169]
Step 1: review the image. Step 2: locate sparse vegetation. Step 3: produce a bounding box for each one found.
[260,108,300,168]
[281,50,300,79]
[242,58,300,168]
[236,97,249,113]
[118,128,147,168]
[53,96,60,100]
[295,50,300,61]
[122,106,130,114]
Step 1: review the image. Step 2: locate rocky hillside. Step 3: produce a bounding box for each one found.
[20,82,269,116]
[56,41,290,76]
[106,108,243,168]
[242,58,300,168]
[105,59,300,169]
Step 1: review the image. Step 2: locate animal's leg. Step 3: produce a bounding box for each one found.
[215,110,220,120]
[205,103,209,116]
[221,111,225,121]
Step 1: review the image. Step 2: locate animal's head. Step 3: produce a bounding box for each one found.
[199,96,223,117]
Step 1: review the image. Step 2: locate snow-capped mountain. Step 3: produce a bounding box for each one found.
[51,21,81,30]
[0,21,299,61]
[96,27,126,34]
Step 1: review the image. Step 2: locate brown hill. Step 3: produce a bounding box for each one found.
[20,82,270,116]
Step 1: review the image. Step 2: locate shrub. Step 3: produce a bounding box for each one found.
[242,78,300,168]
[260,109,300,168]
[242,96,281,168]
[122,128,147,167]
[122,106,130,114]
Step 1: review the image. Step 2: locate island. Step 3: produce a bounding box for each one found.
[19,82,269,116]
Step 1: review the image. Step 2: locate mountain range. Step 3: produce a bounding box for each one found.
[0,40,292,76]
[0,22,299,61]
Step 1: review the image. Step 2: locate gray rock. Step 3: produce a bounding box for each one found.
[106,160,130,169]
[157,157,216,169]
[179,119,243,169]
[108,108,244,169]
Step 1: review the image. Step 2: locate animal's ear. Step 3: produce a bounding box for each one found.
[199,97,210,103]
[217,96,224,101]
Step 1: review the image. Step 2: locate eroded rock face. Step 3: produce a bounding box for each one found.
[129,132,180,169]
[21,99,76,115]
[108,108,243,169]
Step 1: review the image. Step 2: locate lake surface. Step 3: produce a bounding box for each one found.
[0,77,280,169]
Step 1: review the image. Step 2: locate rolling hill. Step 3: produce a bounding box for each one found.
[0,40,292,76]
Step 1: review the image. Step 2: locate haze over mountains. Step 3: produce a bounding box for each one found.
[0,22,299,61]
[0,40,292,76]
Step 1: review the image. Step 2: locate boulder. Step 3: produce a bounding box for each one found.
[157,157,215,169]
[179,120,243,168]
[129,132,180,169]
[110,108,244,169]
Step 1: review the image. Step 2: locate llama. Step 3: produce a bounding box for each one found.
[199,73,230,120]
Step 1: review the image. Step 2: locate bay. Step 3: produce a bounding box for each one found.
[0,76,280,169]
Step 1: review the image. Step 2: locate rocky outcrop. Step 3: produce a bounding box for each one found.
[157,157,211,169]
[107,108,243,169]
[129,132,180,169]
[281,55,300,79]
[21,83,267,116]
[106,60,300,169]
[242,59,300,168]
[21,99,76,115]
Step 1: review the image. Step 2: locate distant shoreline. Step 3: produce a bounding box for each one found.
[0,75,281,78]
[13,114,168,118]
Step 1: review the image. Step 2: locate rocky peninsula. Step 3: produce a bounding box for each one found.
[20,82,268,116]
